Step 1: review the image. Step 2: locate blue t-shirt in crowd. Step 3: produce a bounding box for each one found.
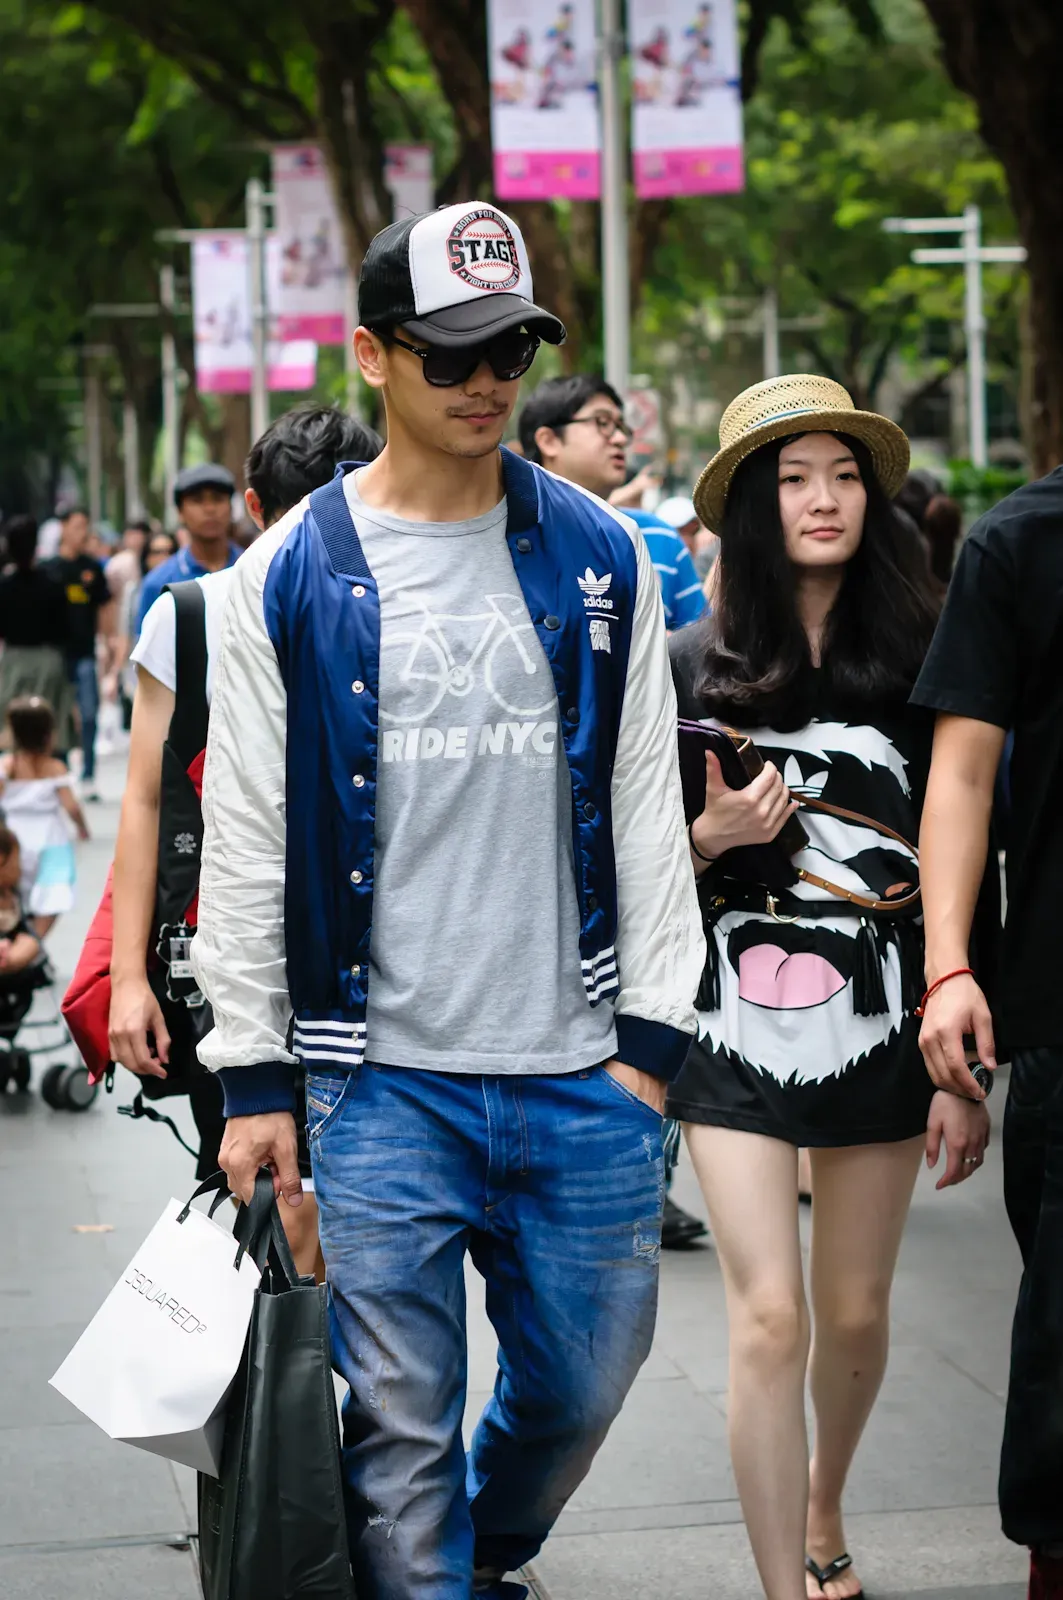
[135,543,241,634]
[624,509,706,630]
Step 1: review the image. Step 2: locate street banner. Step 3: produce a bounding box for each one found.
[384,144,434,221]
[191,234,317,395]
[629,0,744,197]
[488,0,600,200]
[271,144,347,343]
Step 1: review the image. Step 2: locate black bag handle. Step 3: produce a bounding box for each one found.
[164,579,209,766]
[231,1168,303,1287]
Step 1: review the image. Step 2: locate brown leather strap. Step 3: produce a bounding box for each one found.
[794,796,921,913]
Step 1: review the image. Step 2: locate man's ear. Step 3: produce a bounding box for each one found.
[244,486,266,531]
[354,325,388,391]
[534,424,562,466]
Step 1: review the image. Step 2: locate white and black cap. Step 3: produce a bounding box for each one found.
[358,202,566,349]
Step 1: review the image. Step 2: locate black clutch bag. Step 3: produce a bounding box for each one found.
[677,718,808,891]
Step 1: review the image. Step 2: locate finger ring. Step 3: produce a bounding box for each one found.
[964,1156,978,1164]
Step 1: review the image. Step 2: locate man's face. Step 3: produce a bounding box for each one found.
[178,487,232,542]
[61,512,89,554]
[535,393,629,497]
[122,524,147,558]
[373,331,519,461]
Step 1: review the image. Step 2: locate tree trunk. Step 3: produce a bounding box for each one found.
[921,0,1063,473]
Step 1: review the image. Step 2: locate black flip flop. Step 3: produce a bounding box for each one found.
[806,1552,864,1600]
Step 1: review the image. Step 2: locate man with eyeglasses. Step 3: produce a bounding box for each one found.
[518,375,707,634]
[190,202,703,1600]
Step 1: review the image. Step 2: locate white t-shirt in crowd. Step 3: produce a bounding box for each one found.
[130,568,233,703]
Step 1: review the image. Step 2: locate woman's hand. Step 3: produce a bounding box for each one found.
[925,1089,990,1189]
[689,750,800,862]
[918,971,996,1098]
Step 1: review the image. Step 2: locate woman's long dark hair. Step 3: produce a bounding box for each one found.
[695,432,941,728]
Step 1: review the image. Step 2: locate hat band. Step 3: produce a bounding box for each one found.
[738,402,856,436]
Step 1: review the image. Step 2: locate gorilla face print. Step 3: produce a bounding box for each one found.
[695,718,918,1086]
[698,909,903,1086]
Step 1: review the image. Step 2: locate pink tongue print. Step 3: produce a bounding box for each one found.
[738,944,847,1010]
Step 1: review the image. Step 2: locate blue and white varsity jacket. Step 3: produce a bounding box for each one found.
[192,449,704,1116]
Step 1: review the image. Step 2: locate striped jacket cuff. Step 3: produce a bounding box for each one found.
[217,1061,297,1118]
[615,1015,694,1084]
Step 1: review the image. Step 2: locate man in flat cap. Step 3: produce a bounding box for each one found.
[135,463,239,632]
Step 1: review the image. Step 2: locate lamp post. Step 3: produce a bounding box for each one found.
[245,177,272,444]
[598,0,629,399]
[883,206,1026,469]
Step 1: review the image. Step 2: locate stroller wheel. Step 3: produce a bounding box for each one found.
[11,1049,31,1092]
[40,1061,68,1109]
[58,1062,98,1112]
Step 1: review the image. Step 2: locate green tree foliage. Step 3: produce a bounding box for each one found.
[0,1,259,511]
[638,0,1015,420]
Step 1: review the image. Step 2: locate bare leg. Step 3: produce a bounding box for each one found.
[805,1137,924,1599]
[33,914,57,939]
[686,1125,809,1600]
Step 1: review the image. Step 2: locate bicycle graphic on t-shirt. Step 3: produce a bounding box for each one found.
[381,594,556,725]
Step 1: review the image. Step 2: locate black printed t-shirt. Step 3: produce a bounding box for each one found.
[911,466,1063,1048]
[40,554,110,662]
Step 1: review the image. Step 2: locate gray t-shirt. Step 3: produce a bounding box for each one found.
[346,475,616,1075]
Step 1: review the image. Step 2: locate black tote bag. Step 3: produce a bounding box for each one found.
[198,1173,355,1600]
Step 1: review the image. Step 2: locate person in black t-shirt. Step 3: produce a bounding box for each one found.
[0,515,72,740]
[912,465,1063,1593]
[40,506,117,799]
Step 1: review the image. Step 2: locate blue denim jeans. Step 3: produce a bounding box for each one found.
[72,654,99,781]
[308,1062,664,1600]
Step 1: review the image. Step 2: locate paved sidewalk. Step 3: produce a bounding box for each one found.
[1,754,1028,1599]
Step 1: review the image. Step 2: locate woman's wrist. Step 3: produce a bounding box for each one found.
[688,818,718,865]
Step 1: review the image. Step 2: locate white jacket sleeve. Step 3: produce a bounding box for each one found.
[610,519,705,1079]
[192,536,298,1104]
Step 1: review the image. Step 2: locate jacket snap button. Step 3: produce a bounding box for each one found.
[566,707,580,723]
[587,894,599,911]
[350,964,361,977]
[515,537,532,554]
[352,680,365,694]
[583,801,598,821]
[352,584,366,598]
[350,870,363,884]
[543,614,561,631]
[352,774,366,789]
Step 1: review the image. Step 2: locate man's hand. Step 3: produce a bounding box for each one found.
[109,974,170,1078]
[609,465,662,510]
[925,1090,990,1190]
[604,1058,667,1115]
[918,971,996,1098]
[220,1111,302,1208]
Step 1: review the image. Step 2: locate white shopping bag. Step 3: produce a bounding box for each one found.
[50,1192,261,1475]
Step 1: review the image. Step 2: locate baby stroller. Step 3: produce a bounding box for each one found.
[0,951,97,1109]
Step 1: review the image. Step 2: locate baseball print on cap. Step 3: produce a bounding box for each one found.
[358,201,566,348]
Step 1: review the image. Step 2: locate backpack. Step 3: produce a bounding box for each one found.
[62,581,212,1093]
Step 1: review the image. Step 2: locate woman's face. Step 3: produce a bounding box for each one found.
[146,538,175,570]
[777,432,867,572]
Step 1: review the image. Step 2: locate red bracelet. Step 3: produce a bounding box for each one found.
[916,967,975,1017]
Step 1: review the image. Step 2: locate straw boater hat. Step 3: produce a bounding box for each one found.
[693,374,910,533]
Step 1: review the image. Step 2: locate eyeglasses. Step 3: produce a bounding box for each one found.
[563,410,633,442]
[384,328,541,387]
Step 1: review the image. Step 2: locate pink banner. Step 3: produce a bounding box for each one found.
[630,0,745,199]
[191,234,318,395]
[493,150,601,201]
[633,146,743,197]
[488,0,601,201]
[271,145,347,345]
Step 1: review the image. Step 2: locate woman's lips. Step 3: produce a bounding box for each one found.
[738,943,847,1010]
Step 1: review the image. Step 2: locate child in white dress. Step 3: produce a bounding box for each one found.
[0,696,89,937]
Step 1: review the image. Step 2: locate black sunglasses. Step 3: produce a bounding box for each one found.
[382,327,541,387]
